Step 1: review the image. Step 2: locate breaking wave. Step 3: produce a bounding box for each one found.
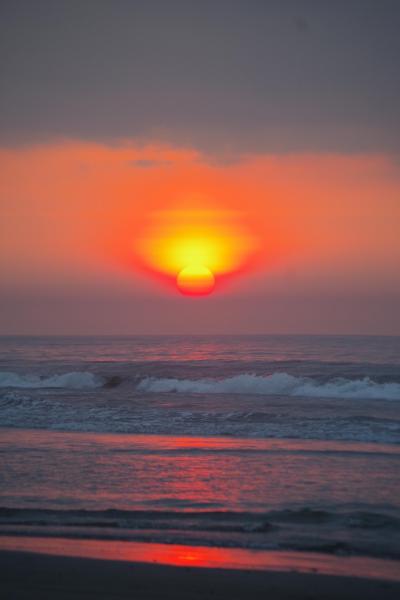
[0,371,102,390]
[2,369,400,399]
[1,506,399,559]
[137,372,400,400]
[1,506,398,531]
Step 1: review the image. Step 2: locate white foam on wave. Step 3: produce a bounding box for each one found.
[0,371,102,390]
[137,373,400,400]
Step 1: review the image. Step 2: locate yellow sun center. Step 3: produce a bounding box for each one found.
[176,265,215,295]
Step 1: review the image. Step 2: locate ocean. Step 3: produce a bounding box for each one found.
[1,335,399,562]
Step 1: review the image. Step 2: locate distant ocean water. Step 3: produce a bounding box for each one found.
[1,335,399,560]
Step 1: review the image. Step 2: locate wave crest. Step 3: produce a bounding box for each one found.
[0,371,102,390]
[137,372,400,400]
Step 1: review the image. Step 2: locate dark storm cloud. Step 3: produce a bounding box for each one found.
[1,0,399,155]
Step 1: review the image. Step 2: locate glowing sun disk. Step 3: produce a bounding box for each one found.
[176,265,215,295]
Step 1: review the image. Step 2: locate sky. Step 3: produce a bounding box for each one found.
[1,0,399,334]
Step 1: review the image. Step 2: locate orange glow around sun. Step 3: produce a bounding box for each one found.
[134,206,260,295]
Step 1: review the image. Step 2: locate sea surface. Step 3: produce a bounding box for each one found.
[0,335,399,561]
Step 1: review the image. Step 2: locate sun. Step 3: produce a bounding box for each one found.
[176,264,215,296]
[132,205,260,297]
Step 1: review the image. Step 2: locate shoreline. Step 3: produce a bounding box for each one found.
[1,535,400,581]
[1,548,400,600]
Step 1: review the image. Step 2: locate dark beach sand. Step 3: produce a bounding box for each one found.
[1,550,400,600]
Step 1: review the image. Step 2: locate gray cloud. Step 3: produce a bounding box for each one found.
[129,159,173,169]
[0,0,399,156]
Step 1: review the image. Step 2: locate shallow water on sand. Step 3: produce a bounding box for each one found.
[1,429,399,559]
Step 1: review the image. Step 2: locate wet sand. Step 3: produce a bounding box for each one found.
[1,549,400,600]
